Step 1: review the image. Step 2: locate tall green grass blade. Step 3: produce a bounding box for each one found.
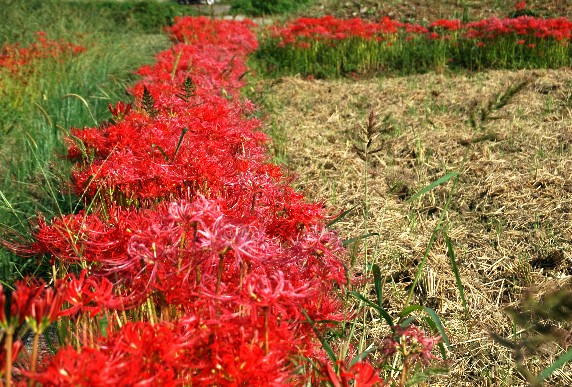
[172,127,188,162]
[399,304,424,318]
[406,174,460,306]
[342,232,379,247]
[372,264,383,310]
[42,327,57,354]
[171,50,183,82]
[444,231,468,314]
[65,129,89,160]
[33,103,53,129]
[349,343,376,368]
[301,308,337,364]
[152,144,169,162]
[0,190,26,231]
[326,204,359,228]
[350,291,394,328]
[536,347,572,383]
[422,316,448,360]
[423,306,451,349]
[405,171,459,203]
[62,93,98,126]
[99,315,109,338]
[399,316,416,328]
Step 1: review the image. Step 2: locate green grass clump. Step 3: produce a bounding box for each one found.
[0,0,199,41]
[230,0,311,16]
[0,0,171,286]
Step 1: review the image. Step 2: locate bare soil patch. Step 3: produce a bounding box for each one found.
[265,69,572,385]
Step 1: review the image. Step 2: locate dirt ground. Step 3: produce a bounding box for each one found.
[303,0,572,22]
[264,68,572,385]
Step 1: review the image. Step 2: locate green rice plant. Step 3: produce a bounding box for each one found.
[453,35,572,71]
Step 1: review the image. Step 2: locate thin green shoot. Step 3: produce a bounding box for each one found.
[406,173,460,306]
[444,231,468,315]
[62,93,98,126]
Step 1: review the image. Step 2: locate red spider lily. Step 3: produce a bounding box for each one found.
[58,270,116,318]
[270,16,406,47]
[27,322,196,385]
[106,322,190,385]
[0,279,45,330]
[272,14,572,52]
[26,282,65,334]
[380,325,441,366]
[165,16,258,54]
[108,101,132,122]
[430,19,462,31]
[24,346,113,386]
[240,270,313,321]
[320,359,384,387]
[29,315,307,386]
[465,16,572,41]
[516,1,527,11]
[198,316,304,386]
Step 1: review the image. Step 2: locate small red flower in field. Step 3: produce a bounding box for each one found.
[108,101,132,122]
[476,41,485,47]
[517,39,526,44]
[515,1,527,11]
[430,19,462,31]
[428,31,440,40]
[380,325,441,366]
[0,31,86,78]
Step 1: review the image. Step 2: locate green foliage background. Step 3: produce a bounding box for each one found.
[231,0,311,16]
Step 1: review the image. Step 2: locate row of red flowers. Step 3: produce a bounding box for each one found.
[271,14,572,47]
[1,15,444,386]
[0,31,86,78]
[0,16,387,386]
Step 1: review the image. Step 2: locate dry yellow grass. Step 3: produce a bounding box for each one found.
[263,68,572,385]
[303,0,572,21]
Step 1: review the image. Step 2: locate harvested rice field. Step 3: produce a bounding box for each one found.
[263,68,572,385]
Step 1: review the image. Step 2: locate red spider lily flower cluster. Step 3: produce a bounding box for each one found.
[6,16,367,385]
[30,198,346,316]
[264,13,572,77]
[516,1,527,12]
[380,325,441,367]
[0,280,66,383]
[270,16,403,46]
[0,31,86,79]
[271,15,572,47]
[464,16,572,42]
[0,279,64,333]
